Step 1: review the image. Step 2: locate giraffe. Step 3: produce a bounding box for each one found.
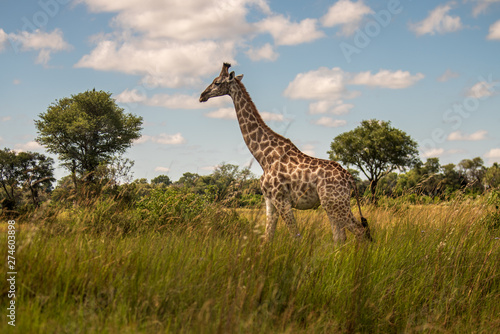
[199,63,371,243]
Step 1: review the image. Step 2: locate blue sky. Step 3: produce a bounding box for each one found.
[1,0,499,182]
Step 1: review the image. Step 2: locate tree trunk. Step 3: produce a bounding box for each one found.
[370,179,378,204]
[29,186,40,208]
[1,182,12,200]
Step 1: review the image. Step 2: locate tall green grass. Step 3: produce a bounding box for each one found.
[1,195,499,333]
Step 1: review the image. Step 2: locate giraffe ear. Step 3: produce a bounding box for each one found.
[236,74,243,81]
[229,71,235,80]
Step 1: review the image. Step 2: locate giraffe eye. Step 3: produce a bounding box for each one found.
[214,81,221,86]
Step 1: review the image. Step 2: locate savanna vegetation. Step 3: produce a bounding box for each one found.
[0,90,498,333]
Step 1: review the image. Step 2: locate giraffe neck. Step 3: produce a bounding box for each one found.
[229,80,297,170]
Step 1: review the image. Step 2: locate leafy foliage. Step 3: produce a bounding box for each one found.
[151,174,172,186]
[174,163,262,207]
[0,148,54,210]
[35,89,143,183]
[484,163,500,188]
[137,187,208,225]
[328,119,420,200]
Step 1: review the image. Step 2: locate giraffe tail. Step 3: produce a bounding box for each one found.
[348,173,372,240]
[348,174,365,221]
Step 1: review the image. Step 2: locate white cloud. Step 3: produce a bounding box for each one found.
[14,141,43,152]
[308,100,354,115]
[246,43,278,61]
[285,67,423,118]
[154,133,186,145]
[7,29,72,66]
[116,89,229,109]
[485,148,500,160]
[321,0,374,36]
[421,147,466,158]
[471,0,500,17]
[0,29,7,51]
[205,108,236,120]
[115,89,147,104]
[76,39,236,88]
[1,116,12,122]
[284,67,424,101]
[77,0,322,87]
[313,117,347,128]
[409,3,463,36]
[284,67,351,101]
[349,70,425,89]
[421,148,445,158]
[205,108,284,122]
[466,80,499,98]
[257,14,325,45]
[154,166,170,173]
[14,29,69,51]
[13,79,21,85]
[447,130,488,141]
[487,20,500,40]
[82,0,270,41]
[133,135,152,145]
[260,112,284,122]
[437,69,460,82]
[134,133,186,145]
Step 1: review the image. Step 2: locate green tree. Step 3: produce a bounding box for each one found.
[0,148,54,209]
[35,89,143,187]
[0,148,18,204]
[414,158,443,197]
[440,163,466,194]
[377,172,399,196]
[484,163,500,188]
[17,151,55,207]
[151,175,172,186]
[95,157,135,186]
[209,163,248,202]
[328,119,420,201]
[458,157,486,190]
[176,172,200,188]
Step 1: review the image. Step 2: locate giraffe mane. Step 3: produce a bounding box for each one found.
[235,79,301,152]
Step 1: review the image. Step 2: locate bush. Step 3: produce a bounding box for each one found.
[480,206,500,231]
[136,187,250,234]
[137,188,207,225]
[237,193,262,208]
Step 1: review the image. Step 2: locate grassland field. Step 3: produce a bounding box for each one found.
[0,195,499,333]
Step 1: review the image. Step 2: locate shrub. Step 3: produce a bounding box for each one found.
[136,187,250,234]
[137,188,207,225]
[480,206,500,231]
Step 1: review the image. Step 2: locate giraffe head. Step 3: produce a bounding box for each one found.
[199,63,243,103]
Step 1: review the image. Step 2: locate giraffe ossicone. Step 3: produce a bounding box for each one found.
[200,63,372,243]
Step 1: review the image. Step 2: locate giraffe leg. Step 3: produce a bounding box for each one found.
[330,217,347,244]
[322,204,347,244]
[273,198,301,239]
[264,196,278,241]
[318,187,348,244]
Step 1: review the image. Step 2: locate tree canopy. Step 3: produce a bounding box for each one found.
[328,119,420,200]
[35,89,143,184]
[0,148,54,209]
